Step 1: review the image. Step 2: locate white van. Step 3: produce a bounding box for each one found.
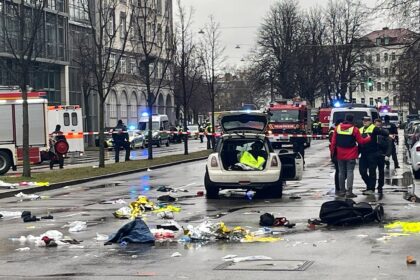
[329,104,379,128]
[138,114,170,147]
[380,112,399,126]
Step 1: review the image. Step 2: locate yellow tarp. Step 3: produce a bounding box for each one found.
[385,221,420,233]
[152,205,181,213]
[241,235,282,243]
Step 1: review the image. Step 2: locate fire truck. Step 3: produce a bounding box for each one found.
[267,100,312,148]
[318,107,332,135]
[0,88,84,175]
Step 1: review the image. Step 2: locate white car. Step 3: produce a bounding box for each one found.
[410,140,420,179]
[204,111,303,199]
[128,130,146,149]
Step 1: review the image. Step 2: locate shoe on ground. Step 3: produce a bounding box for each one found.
[362,190,374,195]
[395,165,400,169]
[346,193,357,198]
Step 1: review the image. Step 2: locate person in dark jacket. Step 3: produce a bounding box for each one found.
[290,124,306,165]
[330,119,344,193]
[112,120,130,163]
[49,125,67,170]
[359,116,389,195]
[374,119,392,194]
[382,115,400,169]
[330,114,371,198]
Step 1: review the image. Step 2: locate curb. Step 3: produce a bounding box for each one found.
[0,156,208,199]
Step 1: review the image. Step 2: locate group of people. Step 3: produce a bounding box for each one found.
[330,115,399,198]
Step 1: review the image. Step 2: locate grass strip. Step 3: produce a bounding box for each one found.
[2,150,211,184]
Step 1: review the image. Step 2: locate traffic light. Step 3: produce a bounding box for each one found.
[367,78,373,87]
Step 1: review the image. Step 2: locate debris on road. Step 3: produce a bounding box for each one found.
[151,229,176,241]
[171,252,182,257]
[95,233,109,241]
[385,221,420,233]
[15,192,41,201]
[0,180,17,189]
[157,186,174,192]
[156,221,182,232]
[105,218,155,245]
[259,213,296,228]
[16,247,30,252]
[101,199,127,205]
[153,205,181,214]
[157,195,177,202]
[113,196,156,219]
[65,221,87,232]
[0,211,22,218]
[223,255,273,263]
[21,211,40,223]
[407,256,417,265]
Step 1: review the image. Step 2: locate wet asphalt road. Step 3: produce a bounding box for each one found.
[0,138,420,279]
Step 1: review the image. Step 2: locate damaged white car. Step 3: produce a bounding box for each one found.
[204,111,303,199]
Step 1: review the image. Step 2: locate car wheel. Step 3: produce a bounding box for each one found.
[205,171,219,199]
[0,150,12,175]
[414,168,420,179]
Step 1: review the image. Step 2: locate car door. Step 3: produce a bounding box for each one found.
[278,150,303,181]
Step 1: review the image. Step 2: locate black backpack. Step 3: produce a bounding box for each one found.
[319,199,384,226]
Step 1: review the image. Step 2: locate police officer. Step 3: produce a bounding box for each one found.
[359,116,389,195]
[49,124,67,170]
[290,124,306,165]
[198,124,204,143]
[112,120,130,163]
[382,115,400,169]
[374,118,392,194]
[205,122,213,149]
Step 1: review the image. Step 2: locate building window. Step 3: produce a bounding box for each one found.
[391,52,396,61]
[392,82,397,90]
[157,0,162,15]
[392,67,396,75]
[385,82,389,91]
[109,54,116,72]
[376,38,382,46]
[352,98,356,103]
[376,68,381,77]
[120,92,128,119]
[130,93,138,118]
[369,98,374,106]
[360,70,366,78]
[107,9,115,36]
[360,54,365,63]
[120,12,127,39]
[120,57,126,74]
[384,37,390,45]
[361,98,365,104]
[384,68,389,76]
[384,53,388,61]
[376,53,380,62]
[377,82,382,91]
[360,82,365,92]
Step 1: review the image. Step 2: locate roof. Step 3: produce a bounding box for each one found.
[360,28,418,46]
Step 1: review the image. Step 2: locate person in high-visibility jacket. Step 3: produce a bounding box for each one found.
[239,141,267,170]
[205,122,213,149]
[330,114,371,198]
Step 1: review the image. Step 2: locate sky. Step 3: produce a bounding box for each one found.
[177,0,381,68]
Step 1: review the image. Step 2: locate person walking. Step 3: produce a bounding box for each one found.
[112,120,130,163]
[382,115,400,169]
[290,124,306,165]
[49,124,67,170]
[330,114,371,198]
[359,116,389,195]
[205,122,213,149]
[374,119,392,194]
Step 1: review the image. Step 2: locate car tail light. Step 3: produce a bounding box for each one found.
[271,156,278,167]
[416,146,420,152]
[210,156,218,167]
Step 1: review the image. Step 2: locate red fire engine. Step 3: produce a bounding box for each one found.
[267,100,312,148]
[318,107,332,135]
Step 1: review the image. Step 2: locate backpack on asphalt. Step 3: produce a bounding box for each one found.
[319,199,384,226]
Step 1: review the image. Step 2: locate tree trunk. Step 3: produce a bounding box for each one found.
[183,101,188,155]
[147,103,153,160]
[98,94,105,168]
[21,83,31,178]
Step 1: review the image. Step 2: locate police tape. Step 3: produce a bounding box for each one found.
[267,134,329,139]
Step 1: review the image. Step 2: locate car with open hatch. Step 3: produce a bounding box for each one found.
[204,111,303,199]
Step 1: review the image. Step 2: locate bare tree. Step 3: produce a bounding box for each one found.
[130,0,174,160]
[378,0,420,32]
[174,0,202,155]
[0,0,48,177]
[199,15,225,136]
[83,0,133,167]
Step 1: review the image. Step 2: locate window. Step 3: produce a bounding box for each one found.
[108,91,117,118]
[384,68,389,76]
[369,98,374,106]
[360,70,366,78]
[120,92,128,119]
[392,82,397,90]
[385,82,389,91]
[378,97,382,103]
[109,54,116,72]
[120,12,127,39]
[352,98,356,103]
[384,37,390,45]
[376,53,380,62]
[64,113,70,126]
[130,93,138,118]
[384,53,388,61]
[376,68,381,77]
[107,9,115,35]
[392,67,396,75]
[368,54,372,63]
[360,54,365,63]
[361,98,365,104]
[376,38,382,46]
[391,52,396,61]
[377,82,382,91]
[120,57,126,74]
[360,82,365,92]
[369,82,373,92]
[71,112,78,126]
[157,0,162,15]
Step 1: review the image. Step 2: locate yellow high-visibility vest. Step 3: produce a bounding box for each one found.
[239,151,266,170]
[360,124,375,135]
[336,125,354,135]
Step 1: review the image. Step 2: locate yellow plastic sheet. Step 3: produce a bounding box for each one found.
[241,235,282,243]
[35,182,50,187]
[385,221,420,233]
[152,205,181,213]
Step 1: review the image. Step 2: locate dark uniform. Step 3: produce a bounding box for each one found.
[382,119,400,169]
[359,122,389,193]
[290,128,306,164]
[49,125,67,170]
[377,128,392,193]
[112,120,130,163]
[198,125,204,143]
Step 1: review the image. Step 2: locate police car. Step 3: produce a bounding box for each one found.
[204,111,303,199]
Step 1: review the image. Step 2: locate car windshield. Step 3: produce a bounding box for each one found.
[270,110,299,122]
[138,122,160,131]
[333,111,368,128]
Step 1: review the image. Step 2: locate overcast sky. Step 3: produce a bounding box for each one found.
[178,0,382,68]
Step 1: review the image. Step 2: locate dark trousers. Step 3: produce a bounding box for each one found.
[115,142,130,162]
[377,155,385,190]
[293,142,305,162]
[385,142,399,168]
[199,135,204,143]
[334,159,340,191]
[206,135,213,149]
[49,153,64,169]
[359,153,378,191]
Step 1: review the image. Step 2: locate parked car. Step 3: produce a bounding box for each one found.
[128,130,145,149]
[95,127,114,151]
[187,125,199,139]
[404,120,420,148]
[204,111,303,199]
[138,114,170,147]
[410,140,420,179]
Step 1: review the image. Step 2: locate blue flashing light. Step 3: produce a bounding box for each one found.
[141,112,149,117]
[245,109,251,113]
[334,101,341,108]
[129,125,136,130]
[382,109,389,113]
